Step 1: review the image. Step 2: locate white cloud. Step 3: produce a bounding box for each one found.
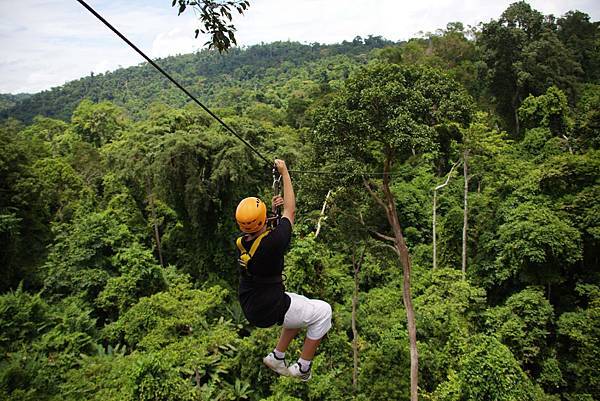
[151,22,202,58]
[1,0,599,94]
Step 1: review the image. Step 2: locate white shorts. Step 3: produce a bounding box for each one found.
[283,292,332,340]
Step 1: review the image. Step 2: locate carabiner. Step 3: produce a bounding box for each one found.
[271,166,282,227]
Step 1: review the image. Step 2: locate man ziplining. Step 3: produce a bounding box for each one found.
[235,159,332,381]
[74,0,331,382]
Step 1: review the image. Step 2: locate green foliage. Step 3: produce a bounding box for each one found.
[557,11,600,82]
[0,120,52,290]
[0,41,393,124]
[0,286,49,351]
[479,1,583,135]
[103,283,228,350]
[42,204,145,305]
[434,335,537,401]
[485,287,553,366]
[358,323,411,400]
[172,0,250,53]
[313,61,472,179]
[521,127,553,156]
[284,235,351,303]
[557,284,600,399]
[0,289,96,400]
[574,84,600,149]
[519,86,573,136]
[71,100,127,147]
[414,268,486,390]
[495,202,581,285]
[96,243,166,320]
[1,4,599,400]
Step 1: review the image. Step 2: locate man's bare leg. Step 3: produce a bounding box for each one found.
[264,328,301,376]
[300,337,322,360]
[276,327,301,352]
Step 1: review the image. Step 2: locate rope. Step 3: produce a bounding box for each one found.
[75,0,271,167]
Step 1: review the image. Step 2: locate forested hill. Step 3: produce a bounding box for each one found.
[0,93,31,114]
[1,2,600,401]
[0,37,393,123]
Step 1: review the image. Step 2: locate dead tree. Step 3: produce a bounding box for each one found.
[432,162,459,269]
[315,190,332,238]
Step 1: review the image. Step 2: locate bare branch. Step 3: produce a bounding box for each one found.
[372,231,396,243]
[433,160,460,270]
[363,178,387,212]
[562,134,573,154]
[315,190,332,238]
[357,207,395,244]
[434,160,460,191]
[358,211,365,226]
[352,245,366,274]
[374,242,401,258]
[385,243,401,257]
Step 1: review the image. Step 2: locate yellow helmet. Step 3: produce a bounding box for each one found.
[236,197,267,233]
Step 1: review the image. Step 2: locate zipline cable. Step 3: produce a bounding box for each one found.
[75,0,400,180]
[75,0,272,167]
[288,170,397,177]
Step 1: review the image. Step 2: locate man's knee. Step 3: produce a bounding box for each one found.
[323,301,332,321]
[318,300,332,331]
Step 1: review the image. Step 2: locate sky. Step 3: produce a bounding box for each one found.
[1,0,599,94]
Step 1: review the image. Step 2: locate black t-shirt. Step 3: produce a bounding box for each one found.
[237,217,292,328]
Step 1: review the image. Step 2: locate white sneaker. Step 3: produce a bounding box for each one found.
[288,362,312,381]
[263,352,289,376]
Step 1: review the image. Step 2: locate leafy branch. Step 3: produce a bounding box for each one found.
[171,0,250,52]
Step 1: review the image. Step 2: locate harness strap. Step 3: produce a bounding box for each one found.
[236,229,271,270]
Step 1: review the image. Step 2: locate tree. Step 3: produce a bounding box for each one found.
[495,202,582,286]
[574,84,600,149]
[414,268,486,393]
[459,114,510,279]
[519,86,573,137]
[172,0,250,52]
[71,100,127,147]
[478,2,582,136]
[557,11,600,82]
[0,119,51,291]
[434,335,538,400]
[313,61,473,400]
[557,284,600,399]
[485,287,554,368]
[432,162,459,270]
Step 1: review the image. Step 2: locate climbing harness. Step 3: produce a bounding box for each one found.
[236,229,283,284]
[236,229,270,269]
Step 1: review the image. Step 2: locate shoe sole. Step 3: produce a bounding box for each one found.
[263,357,290,376]
[288,365,312,381]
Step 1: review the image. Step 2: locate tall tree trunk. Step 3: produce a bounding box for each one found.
[512,90,521,137]
[352,247,365,393]
[462,150,469,280]
[366,154,418,401]
[146,177,164,268]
